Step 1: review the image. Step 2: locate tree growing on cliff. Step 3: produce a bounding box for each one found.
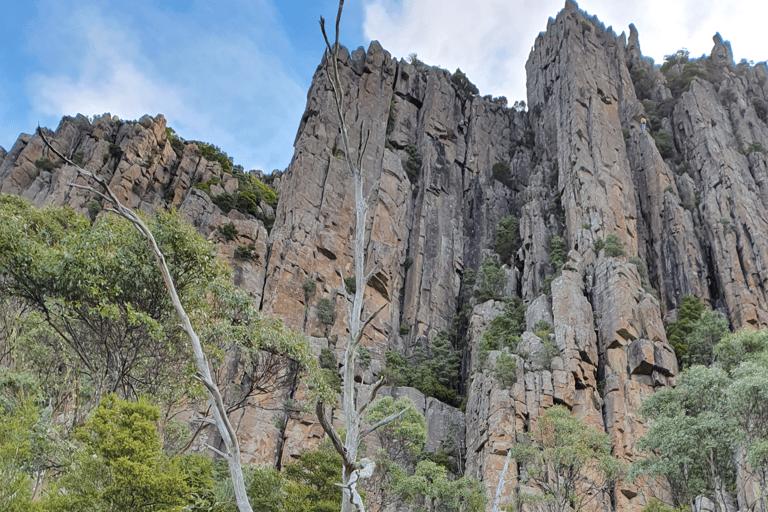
[510,405,625,512]
[315,3,419,511]
[632,365,741,511]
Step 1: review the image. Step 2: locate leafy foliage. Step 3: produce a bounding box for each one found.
[494,352,517,388]
[451,68,479,97]
[404,144,422,184]
[660,49,706,99]
[511,405,625,512]
[218,221,239,241]
[492,161,512,188]
[316,298,335,326]
[43,394,194,511]
[474,257,506,301]
[652,130,674,159]
[542,236,567,295]
[478,297,527,365]
[493,215,519,263]
[666,295,706,365]
[603,233,625,257]
[0,194,317,431]
[384,330,461,406]
[633,366,741,508]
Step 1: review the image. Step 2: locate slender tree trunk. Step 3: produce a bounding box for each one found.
[317,3,410,512]
[38,128,254,512]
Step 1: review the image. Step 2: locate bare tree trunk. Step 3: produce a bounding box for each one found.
[38,128,254,512]
[316,3,411,512]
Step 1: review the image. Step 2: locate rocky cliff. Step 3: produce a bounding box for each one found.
[2,1,768,510]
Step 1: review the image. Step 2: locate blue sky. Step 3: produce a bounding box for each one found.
[1,0,766,172]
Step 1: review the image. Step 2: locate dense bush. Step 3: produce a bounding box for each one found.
[403,144,422,184]
[666,295,705,364]
[317,298,335,326]
[344,276,356,295]
[652,130,674,158]
[478,297,527,364]
[494,352,517,387]
[603,233,625,257]
[34,157,58,171]
[493,215,519,263]
[474,257,506,301]
[384,329,461,406]
[218,221,238,241]
[491,161,512,188]
[451,68,479,97]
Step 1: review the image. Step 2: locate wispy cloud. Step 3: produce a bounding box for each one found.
[363,0,768,104]
[28,7,185,124]
[24,1,307,171]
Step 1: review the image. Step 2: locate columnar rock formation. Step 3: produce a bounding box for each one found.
[2,1,768,510]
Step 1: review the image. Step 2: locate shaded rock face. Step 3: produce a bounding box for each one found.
[3,1,768,511]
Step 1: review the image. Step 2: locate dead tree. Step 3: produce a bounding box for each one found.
[315,3,412,512]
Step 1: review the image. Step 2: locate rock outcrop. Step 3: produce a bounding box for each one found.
[2,1,768,510]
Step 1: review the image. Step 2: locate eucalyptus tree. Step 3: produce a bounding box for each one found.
[36,129,319,512]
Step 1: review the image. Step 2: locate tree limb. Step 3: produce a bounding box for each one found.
[356,376,386,416]
[359,405,411,439]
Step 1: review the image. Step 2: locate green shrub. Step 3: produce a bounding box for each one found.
[318,349,341,392]
[34,157,58,171]
[548,236,567,270]
[404,256,413,269]
[386,100,396,135]
[87,200,101,217]
[494,352,517,387]
[631,67,653,100]
[399,324,410,335]
[384,330,461,406]
[303,278,317,299]
[753,99,768,122]
[218,222,238,241]
[234,242,255,259]
[165,127,185,157]
[666,296,705,364]
[319,348,337,370]
[404,144,422,184]
[604,233,625,257]
[356,346,371,370]
[542,274,556,296]
[451,68,479,97]
[474,257,506,300]
[212,192,236,214]
[478,297,526,364]
[534,320,553,337]
[72,149,85,166]
[317,298,335,325]
[195,177,219,195]
[344,276,356,295]
[493,215,519,263]
[536,339,560,371]
[197,141,233,173]
[652,130,674,158]
[492,161,512,188]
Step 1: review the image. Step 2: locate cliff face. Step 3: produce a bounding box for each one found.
[3,1,768,510]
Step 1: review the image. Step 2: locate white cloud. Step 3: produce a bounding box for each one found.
[363,0,768,104]
[28,6,186,126]
[24,1,307,171]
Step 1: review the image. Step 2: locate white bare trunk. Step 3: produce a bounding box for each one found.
[38,129,254,512]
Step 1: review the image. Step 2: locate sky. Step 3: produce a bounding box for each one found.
[1,0,766,173]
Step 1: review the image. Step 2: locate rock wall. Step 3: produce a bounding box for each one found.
[2,1,768,510]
